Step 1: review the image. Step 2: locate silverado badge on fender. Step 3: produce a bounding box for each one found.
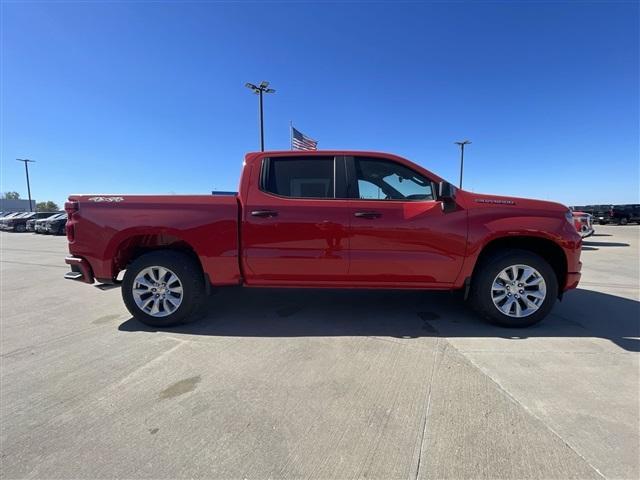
[475,198,516,205]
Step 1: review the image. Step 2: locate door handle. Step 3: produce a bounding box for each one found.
[251,210,278,218]
[354,211,382,219]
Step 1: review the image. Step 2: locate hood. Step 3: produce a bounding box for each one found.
[462,191,567,213]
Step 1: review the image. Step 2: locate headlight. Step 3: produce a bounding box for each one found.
[565,210,574,224]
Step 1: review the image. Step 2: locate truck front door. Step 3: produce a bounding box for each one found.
[346,156,467,287]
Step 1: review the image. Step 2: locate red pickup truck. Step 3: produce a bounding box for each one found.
[64,151,582,328]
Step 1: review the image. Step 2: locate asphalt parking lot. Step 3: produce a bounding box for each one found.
[1,226,638,479]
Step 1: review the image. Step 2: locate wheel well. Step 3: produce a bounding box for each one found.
[473,236,567,290]
[113,235,207,286]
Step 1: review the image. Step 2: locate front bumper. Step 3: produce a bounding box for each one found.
[564,254,582,291]
[64,256,95,284]
[565,272,582,291]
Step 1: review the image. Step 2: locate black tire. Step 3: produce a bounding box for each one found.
[619,217,628,225]
[15,224,26,233]
[122,250,206,327]
[470,249,558,328]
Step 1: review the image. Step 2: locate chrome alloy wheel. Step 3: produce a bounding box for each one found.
[491,264,546,318]
[132,266,183,317]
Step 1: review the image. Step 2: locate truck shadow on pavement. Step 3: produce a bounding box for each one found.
[582,240,630,247]
[119,288,640,352]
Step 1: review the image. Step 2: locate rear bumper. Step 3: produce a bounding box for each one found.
[64,256,95,284]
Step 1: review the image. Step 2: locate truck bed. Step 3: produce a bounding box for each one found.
[66,194,241,285]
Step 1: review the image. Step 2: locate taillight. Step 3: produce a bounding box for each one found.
[65,201,78,242]
[65,201,78,215]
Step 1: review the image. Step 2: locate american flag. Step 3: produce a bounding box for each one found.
[291,126,318,151]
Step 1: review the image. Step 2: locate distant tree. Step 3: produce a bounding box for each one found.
[36,201,59,212]
[2,191,20,199]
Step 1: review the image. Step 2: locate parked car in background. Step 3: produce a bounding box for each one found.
[0,212,23,223]
[0,212,26,222]
[610,204,640,225]
[30,212,64,233]
[571,211,594,238]
[26,218,37,232]
[64,150,582,329]
[590,205,613,225]
[36,216,56,233]
[44,213,68,235]
[586,204,640,225]
[1,212,36,232]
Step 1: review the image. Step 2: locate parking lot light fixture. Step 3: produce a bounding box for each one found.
[245,81,276,152]
[454,140,471,188]
[16,158,35,212]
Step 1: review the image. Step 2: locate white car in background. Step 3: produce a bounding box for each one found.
[572,211,595,238]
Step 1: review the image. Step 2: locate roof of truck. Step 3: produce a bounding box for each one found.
[244,150,445,183]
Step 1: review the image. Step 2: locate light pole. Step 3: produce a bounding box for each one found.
[16,159,35,211]
[454,140,471,188]
[245,81,276,151]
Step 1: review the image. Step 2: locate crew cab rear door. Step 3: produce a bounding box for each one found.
[241,155,351,285]
[345,155,467,286]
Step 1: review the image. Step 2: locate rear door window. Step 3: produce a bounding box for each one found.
[263,157,335,199]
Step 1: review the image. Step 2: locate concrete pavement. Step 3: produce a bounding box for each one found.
[1,226,638,479]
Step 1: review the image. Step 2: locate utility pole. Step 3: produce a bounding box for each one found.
[454,140,471,188]
[245,81,276,151]
[16,159,35,211]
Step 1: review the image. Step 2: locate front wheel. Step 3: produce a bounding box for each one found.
[470,249,558,327]
[122,251,206,327]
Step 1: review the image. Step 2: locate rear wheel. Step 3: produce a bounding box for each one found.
[470,249,558,327]
[15,224,26,233]
[122,251,206,327]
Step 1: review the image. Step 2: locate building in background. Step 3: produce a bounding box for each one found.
[0,199,36,212]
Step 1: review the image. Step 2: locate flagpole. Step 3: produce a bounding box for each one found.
[289,121,293,150]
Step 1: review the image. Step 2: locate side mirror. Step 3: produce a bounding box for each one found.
[438,181,457,200]
[438,181,457,213]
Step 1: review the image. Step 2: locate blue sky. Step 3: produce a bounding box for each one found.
[1,1,638,207]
